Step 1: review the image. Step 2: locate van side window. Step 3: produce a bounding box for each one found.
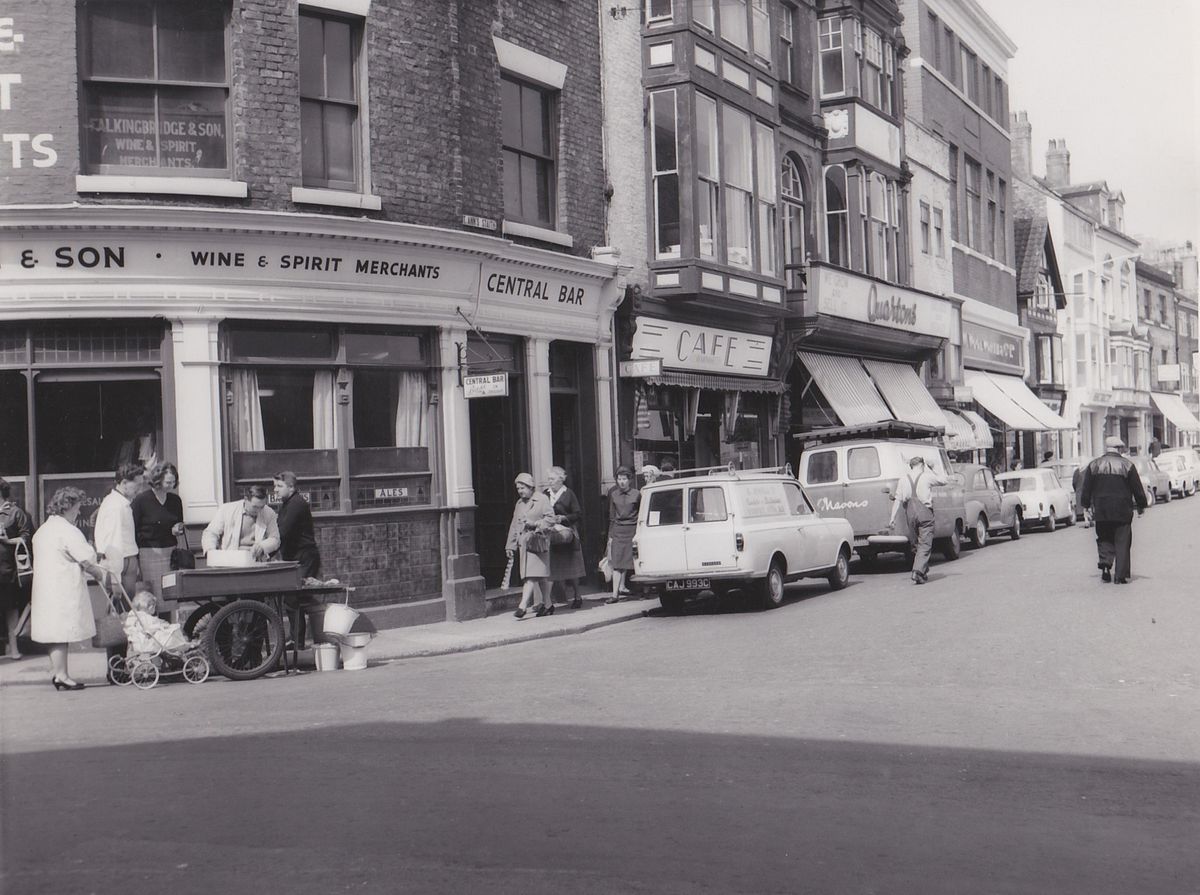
[847,447,881,480]
[783,482,812,515]
[689,487,728,523]
[646,489,683,526]
[973,471,987,491]
[806,451,838,484]
[983,469,995,489]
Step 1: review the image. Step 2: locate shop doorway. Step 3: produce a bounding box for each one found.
[549,341,601,571]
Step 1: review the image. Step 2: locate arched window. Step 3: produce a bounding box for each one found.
[781,155,807,288]
[824,165,848,268]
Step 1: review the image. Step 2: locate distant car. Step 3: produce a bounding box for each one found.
[632,468,855,613]
[995,469,1076,532]
[951,462,1023,547]
[1157,449,1199,497]
[1130,456,1171,505]
[1042,459,1086,520]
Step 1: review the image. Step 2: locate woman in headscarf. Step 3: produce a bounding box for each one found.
[544,466,586,609]
[505,472,555,619]
[605,466,640,603]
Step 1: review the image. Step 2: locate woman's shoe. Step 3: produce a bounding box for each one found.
[570,598,583,609]
[544,604,555,616]
[604,596,620,604]
[51,677,85,691]
[513,607,526,619]
[534,604,547,617]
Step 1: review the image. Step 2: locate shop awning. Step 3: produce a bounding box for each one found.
[862,359,947,430]
[1151,392,1200,433]
[941,409,981,451]
[959,409,996,450]
[796,351,893,426]
[644,370,787,394]
[964,370,1073,431]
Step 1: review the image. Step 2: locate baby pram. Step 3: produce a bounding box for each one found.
[103,583,211,690]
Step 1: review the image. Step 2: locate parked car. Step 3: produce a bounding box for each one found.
[951,462,1023,546]
[1042,458,1086,520]
[795,433,967,565]
[1157,449,1198,497]
[995,469,1075,531]
[632,467,855,613]
[1130,455,1171,505]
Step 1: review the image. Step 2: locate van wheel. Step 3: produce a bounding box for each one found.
[970,516,988,549]
[940,525,962,561]
[1046,511,1057,532]
[758,561,786,610]
[827,548,851,591]
[1010,512,1022,540]
[659,592,685,615]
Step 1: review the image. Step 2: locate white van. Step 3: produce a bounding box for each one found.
[632,467,855,613]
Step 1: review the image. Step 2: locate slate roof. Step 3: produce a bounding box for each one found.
[1014,209,1066,307]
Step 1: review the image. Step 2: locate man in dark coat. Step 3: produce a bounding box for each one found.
[1079,436,1147,584]
[272,471,320,579]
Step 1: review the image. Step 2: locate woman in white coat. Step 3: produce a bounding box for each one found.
[31,487,116,690]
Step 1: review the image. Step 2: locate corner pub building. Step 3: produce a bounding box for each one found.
[0,0,623,626]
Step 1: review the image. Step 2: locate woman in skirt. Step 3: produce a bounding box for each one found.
[605,466,640,603]
[505,472,555,619]
[545,466,586,609]
[131,462,184,601]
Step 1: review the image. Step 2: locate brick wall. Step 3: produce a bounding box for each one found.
[316,512,442,608]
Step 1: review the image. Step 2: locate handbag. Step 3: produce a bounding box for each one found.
[598,554,613,583]
[170,529,196,571]
[13,539,32,589]
[91,583,131,650]
[521,529,550,554]
[548,523,575,546]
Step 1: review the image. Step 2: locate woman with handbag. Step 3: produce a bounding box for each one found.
[505,472,555,619]
[131,462,185,600]
[605,466,640,603]
[31,487,117,690]
[544,466,586,610]
[0,478,34,659]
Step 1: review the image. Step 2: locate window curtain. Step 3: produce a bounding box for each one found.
[312,370,337,449]
[396,371,428,447]
[231,368,265,452]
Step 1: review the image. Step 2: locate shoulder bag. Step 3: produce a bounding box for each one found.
[13,539,32,589]
[91,582,131,650]
[170,529,196,571]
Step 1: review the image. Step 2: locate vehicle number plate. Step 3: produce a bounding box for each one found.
[665,578,710,591]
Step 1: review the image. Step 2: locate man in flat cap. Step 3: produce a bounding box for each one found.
[1079,436,1147,584]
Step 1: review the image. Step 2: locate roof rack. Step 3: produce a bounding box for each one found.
[792,421,944,446]
[653,462,794,480]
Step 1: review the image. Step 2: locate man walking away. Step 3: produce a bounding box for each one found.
[1079,436,1147,584]
[889,455,948,585]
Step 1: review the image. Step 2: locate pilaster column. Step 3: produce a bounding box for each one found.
[439,327,475,508]
[169,318,223,522]
[594,342,617,492]
[525,337,553,483]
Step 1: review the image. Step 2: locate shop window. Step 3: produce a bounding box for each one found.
[781,155,807,289]
[231,368,334,452]
[847,446,880,480]
[300,10,363,191]
[650,90,681,259]
[230,324,335,361]
[502,76,557,228]
[0,372,29,477]
[805,450,838,484]
[689,486,728,523]
[818,17,844,96]
[647,489,684,527]
[37,379,161,475]
[79,0,229,176]
[696,94,720,260]
[824,165,848,268]
[34,323,161,364]
[352,370,428,449]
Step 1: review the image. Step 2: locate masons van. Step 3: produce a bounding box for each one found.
[795,427,967,565]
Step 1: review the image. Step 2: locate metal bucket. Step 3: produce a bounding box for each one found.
[322,602,360,637]
[339,643,368,671]
[313,643,340,671]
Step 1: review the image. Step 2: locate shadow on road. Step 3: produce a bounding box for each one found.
[3,718,1197,895]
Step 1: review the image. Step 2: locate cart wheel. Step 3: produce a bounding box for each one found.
[183,602,221,641]
[108,654,133,687]
[183,655,210,684]
[131,661,160,690]
[205,599,284,681]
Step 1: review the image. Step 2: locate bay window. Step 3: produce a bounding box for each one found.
[861,27,885,111]
[824,165,849,268]
[696,95,720,260]
[819,17,845,96]
[720,0,749,50]
[647,0,673,25]
[693,0,714,30]
[867,173,888,278]
[650,90,681,259]
[79,0,230,176]
[1037,335,1063,386]
[722,106,754,269]
[782,156,807,288]
[755,122,777,276]
[300,10,363,191]
[750,0,771,65]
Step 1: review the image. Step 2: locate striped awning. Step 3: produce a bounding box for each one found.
[796,351,892,426]
[644,370,787,394]
[964,370,1073,431]
[862,359,947,431]
[941,409,980,451]
[959,409,996,450]
[1151,392,1200,433]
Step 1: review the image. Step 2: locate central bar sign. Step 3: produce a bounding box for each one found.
[463,372,509,398]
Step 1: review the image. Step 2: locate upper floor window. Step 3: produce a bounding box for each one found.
[501,76,557,228]
[932,207,944,256]
[818,17,845,96]
[692,0,714,30]
[300,11,363,191]
[79,0,229,176]
[997,178,1007,262]
[755,121,777,274]
[864,172,896,279]
[960,47,978,103]
[824,165,849,268]
[860,27,893,114]
[964,157,982,250]
[919,201,931,254]
[750,0,770,65]
[696,95,720,260]
[780,5,798,86]
[781,155,807,288]
[647,0,673,25]
[720,0,749,50]
[650,90,681,259]
[723,105,755,269]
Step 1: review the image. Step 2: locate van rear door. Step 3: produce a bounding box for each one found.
[683,484,738,572]
[635,486,687,576]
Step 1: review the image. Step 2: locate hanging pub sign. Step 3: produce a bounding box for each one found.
[463,372,509,398]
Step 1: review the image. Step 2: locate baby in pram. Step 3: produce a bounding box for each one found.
[123,586,203,659]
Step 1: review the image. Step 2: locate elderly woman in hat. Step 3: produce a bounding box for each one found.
[605,465,641,602]
[505,472,555,618]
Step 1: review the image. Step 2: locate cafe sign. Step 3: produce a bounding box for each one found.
[962,321,1025,375]
[810,266,954,339]
[630,317,772,376]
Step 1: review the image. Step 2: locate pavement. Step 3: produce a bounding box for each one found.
[0,588,651,687]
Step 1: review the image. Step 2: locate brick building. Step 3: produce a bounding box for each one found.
[0,0,624,626]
